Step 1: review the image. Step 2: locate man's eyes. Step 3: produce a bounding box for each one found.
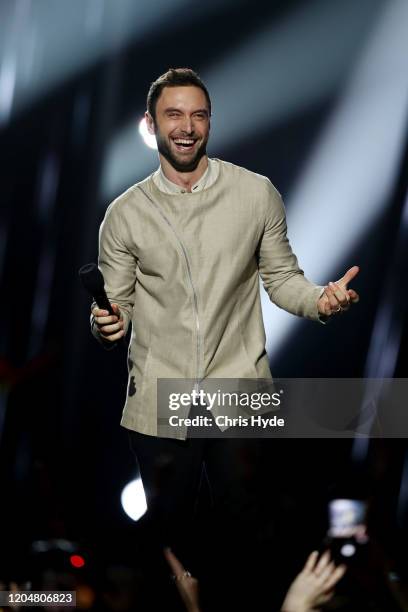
[167,113,207,119]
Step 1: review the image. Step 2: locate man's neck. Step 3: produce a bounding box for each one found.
[159,155,208,192]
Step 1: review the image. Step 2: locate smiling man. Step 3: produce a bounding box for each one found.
[90,67,359,607]
[150,83,210,180]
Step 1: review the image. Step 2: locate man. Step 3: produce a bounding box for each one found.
[90,68,359,607]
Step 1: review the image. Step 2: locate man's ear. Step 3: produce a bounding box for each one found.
[145,111,155,135]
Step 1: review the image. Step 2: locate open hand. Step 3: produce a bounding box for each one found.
[281,550,346,612]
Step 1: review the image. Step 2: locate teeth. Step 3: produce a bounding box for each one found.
[174,139,195,145]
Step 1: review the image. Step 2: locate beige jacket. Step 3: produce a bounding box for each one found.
[91,159,324,439]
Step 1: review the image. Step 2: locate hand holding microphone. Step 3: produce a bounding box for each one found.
[79,263,126,345]
[92,302,125,342]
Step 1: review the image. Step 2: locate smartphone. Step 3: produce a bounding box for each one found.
[324,498,369,565]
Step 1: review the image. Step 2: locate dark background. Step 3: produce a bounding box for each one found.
[0,0,407,609]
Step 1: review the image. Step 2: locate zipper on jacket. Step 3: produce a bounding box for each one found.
[137,187,202,392]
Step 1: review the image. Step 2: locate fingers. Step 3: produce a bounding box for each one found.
[163,548,186,576]
[330,282,350,309]
[98,315,122,332]
[340,265,359,286]
[320,280,360,316]
[91,304,125,340]
[313,552,346,590]
[323,265,360,315]
[100,329,124,341]
[314,550,331,576]
[92,310,118,325]
[347,288,360,303]
[91,303,120,320]
[324,283,349,314]
[316,560,336,584]
[303,550,319,573]
[323,564,347,591]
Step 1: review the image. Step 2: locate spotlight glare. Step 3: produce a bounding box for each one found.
[121,477,147,521]
[139,118,157,150]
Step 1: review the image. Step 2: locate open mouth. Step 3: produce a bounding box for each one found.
[172,138,197,152]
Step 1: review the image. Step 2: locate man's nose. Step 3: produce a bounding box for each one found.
[181,117,193,133]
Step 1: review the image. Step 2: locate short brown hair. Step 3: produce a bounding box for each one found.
[147,68,211,121]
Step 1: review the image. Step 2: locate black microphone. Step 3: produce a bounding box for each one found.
[79,263,116,315]
[79,263,124,347]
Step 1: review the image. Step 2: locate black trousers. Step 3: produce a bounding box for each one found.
[128,430,262,610]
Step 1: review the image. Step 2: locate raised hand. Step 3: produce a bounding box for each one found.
[318,266,360,317]
[164,547,201,612]
[281,550,346,611]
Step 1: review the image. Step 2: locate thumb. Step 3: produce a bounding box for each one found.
[111,303,123,319]
[339,265,359,287]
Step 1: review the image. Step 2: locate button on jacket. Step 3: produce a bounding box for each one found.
[91,159,324,439]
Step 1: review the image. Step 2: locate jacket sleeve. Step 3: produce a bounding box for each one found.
[257,178,325,322]
[90,200,137,348]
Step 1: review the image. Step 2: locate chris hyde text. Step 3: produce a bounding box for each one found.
[168,415,285,428]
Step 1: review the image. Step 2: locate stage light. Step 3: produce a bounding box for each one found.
[1,0,236,126]
[101,123,157,198]
[138,117,157,150]
[70,554,85,568]
[121,477,147,521]
[102,0,382,199]
[263,0,408,357]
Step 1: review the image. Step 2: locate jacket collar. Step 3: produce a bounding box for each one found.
[153,158,219,194]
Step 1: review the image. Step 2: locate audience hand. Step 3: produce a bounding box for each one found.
[164,548,201,612]
[281,550,346,612]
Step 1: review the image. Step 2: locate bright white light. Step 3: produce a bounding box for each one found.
[0,53,17,126]
[139,117,157,150]
[340,543,356,557]
[121,477,147,522]
[102,0,380,199]
[0,0,236,124]
[264,0,408,357]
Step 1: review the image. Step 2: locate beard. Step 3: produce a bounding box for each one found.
[155,127,208,173]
